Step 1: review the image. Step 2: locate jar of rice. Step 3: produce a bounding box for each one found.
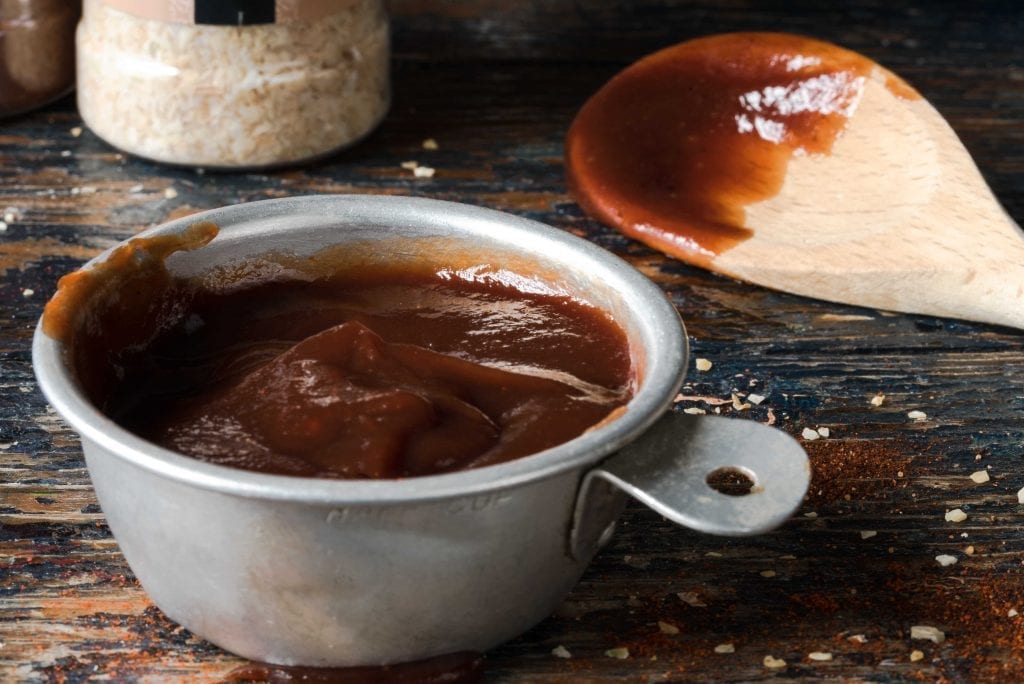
[76,0,390,168]
[0,0,80,118]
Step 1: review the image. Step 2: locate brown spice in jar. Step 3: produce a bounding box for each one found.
[0,0,80,117]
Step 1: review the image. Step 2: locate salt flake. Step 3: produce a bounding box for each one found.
[970,470,990,484]
[413,166,436,178]
[910,625,945,644]
[945,508,967,523]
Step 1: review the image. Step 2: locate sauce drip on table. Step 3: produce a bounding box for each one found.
[566,32,919,268]
[46,228,634,479]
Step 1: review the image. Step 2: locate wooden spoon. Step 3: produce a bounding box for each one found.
[566,32,1024,329]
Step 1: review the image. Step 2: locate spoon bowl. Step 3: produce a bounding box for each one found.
[567,32,1024,329]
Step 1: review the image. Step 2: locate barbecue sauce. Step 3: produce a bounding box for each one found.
[566,32,921,268]
[43,225,633,479]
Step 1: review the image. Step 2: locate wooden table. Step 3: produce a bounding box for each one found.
[2,1,1022,681]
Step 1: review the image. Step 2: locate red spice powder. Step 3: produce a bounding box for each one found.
[804,438,915,505]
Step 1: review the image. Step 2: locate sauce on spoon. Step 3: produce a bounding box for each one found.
[566,32,919,268]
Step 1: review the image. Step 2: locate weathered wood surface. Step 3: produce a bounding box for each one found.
[2,0,1023,681]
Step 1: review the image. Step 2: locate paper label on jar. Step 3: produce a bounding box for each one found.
[101,0,358,25]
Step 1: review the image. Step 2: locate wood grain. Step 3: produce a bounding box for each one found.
[2,0,1023,681]
[719,67,1024,329]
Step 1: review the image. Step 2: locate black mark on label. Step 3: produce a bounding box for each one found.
[195,0,275,25]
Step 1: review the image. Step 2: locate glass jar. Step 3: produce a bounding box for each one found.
[0,0,79,118]
[76,0,390,169]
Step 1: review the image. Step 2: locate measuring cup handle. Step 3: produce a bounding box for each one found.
[569,412,810,560]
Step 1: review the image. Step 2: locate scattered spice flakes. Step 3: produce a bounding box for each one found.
[713,643,735,654]
[945,508,967,523]
[674,394,731,405]
[695,358,713,372]
[870,393,886,407]
[763,655,786,669]
[766,407,777,425]
[422,138,439,150]
[677,591,707,607]
[860,530,877,540]
[910,650,925,662]
[604,647,630,659]
[907,410,927,421]
[731,393,751,411]
[910,625,945,644]
[802,427,820,441]
[657,621,680,635]
[398,160,437,178]
[970,470,991,484]
[551,645,571,659]
[747,393,765,405]
[936,554,958,567]
[808,651,833,661]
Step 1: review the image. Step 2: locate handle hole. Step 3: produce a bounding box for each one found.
[706,466,757,497]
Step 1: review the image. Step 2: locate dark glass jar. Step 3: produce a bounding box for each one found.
[0,0,80,117]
